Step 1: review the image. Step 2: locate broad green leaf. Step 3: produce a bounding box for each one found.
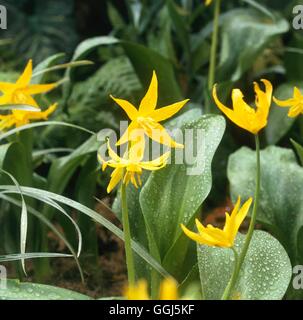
[228,146,303,263]
[139,114,225,280]
[218,9,289,82]
[0,280,91,300]
[198,231,292,300]
[265,83,302,145]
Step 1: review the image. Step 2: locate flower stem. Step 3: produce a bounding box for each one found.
[208,0,221,92]
[221,134,261,299]
[121,182,135,285]
[221,247,239,300]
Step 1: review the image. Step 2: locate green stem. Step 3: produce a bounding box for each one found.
[208,0,221,92]
[221,247,239,300]
[121,182,135,285]
[221,134,261,299]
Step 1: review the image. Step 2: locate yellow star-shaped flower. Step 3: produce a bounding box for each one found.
[181,197,253,248]
[110,71,189,148]
[273,86,303,118]
[0,59,56,107]
[99,139,170,193]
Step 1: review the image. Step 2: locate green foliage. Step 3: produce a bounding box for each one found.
[198,231,292,300]
[228,146,303,265]
[0,0,77,63]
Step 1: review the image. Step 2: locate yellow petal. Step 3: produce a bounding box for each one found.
[273,96,294,107]
[25,83,57,95]
[107,167,124,193]
[12,93,39,107]
[110,95,138,120]
[213,85,241,128]
[181,223,216,246]
[0,82,15,93]
[141,119,183,148]
[288,104,303,118]
[150,99,189,122]
[116,121,140,146]
[294,87,302,100]
[140,151,170,170]
[106,140,124,163]
[16,60,33,87]
[234,197,252,233]
[139,71,158,115]
[0,93,12,105]
[128,138,145,162]
[159,278,178,300]
[261,79,273,106]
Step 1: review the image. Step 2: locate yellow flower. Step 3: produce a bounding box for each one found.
[125,278,178,300]
[213,80,273,134]
[110,71,189,148]
[0,103,57,130]
[181,197,253,248]
[205,0,212,5]
[273,86,303,118]
[99,140,170,193]
[0,59,56,107]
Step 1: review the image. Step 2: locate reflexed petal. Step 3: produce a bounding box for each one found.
[139,71,158,115]
[273,97,294,107]
[110,95,138,120]
[140,151,170,170]
[288,104,303,118]
[143,120,183,148]
[128,135,146,162]
[107,140,124,163]
[261,79,273,106]
[16,60,33,87]
[150,99,190,122]
[213,85,242,128]
[232,89,254,116]
[107,167,124,193]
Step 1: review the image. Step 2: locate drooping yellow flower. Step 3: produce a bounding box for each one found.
[0,59,56,107]
[99,140,170,193]
[181,197,253,248]
[110,71,189,148]
[213,80,273,134]
[125,278,178,300]
[0,103,57,130]
[273,86,303,118]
